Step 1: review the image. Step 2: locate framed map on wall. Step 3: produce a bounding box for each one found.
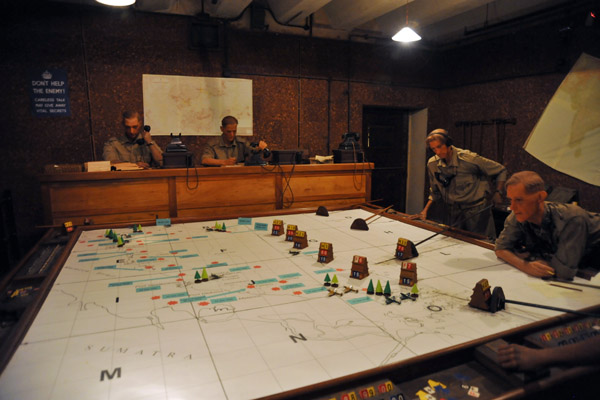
[142,74,253,136]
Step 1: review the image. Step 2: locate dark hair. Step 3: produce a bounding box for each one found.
[221,116,238,127]
[506,171,545,194]
[122,111,141,121]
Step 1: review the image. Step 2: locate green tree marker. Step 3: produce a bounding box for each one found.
[384,281,391,297]
[201,267,209,281]
[221,222,226,231]
[324,273,331,286]
[375,280,383,296]
[411,284,419,298]
[194,271,201,283]
[331,274,339,287]
[367,279,374,295]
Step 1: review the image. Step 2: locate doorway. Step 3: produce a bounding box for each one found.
[362,106,409,212]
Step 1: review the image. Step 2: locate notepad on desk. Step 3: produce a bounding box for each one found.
[112,162,144,171]
[84,161,111,172]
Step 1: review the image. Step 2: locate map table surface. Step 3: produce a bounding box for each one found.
[1,209,598,400]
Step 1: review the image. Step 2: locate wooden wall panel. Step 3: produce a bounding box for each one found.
[176,175,275,209]
[177,204,277,219]
[39,165,372,225]
[289,174,367,201]
[286,198,365,210]
[47,180,170,218]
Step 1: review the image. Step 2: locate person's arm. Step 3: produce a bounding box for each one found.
[410,164,439,220]
[410,199,433,220]
[141,129,163,167]
[256,140,267,151]
[202,156,237,166]
[495,213,555,277]
[467,152,507,206]
[492,180,506,207]
[200,142,236,166]
[241,139,268,158]
[495,249,555,277]
[498,336,600,371]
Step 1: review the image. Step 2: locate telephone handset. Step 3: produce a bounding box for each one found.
[338,132,362,151]
[342,132,359,141]
[136,125,151,145]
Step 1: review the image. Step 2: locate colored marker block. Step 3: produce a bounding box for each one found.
[156,218,171,226]
[254,222,268,231]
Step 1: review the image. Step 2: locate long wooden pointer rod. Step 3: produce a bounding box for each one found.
[542,276,600,290]
[351,205,394,230]
[505,299,600,318]
[364,205,394,222]
[414,204,494,247]
[375,204,494,264]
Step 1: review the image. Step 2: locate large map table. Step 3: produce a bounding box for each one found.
[1,209,598,399]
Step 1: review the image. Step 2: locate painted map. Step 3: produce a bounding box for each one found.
[1,209,598,399]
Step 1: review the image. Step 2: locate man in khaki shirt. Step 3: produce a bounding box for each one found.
[201,116,267,166]
[411,129,506,239]
[103,111,163,168]
[495,171,600,279]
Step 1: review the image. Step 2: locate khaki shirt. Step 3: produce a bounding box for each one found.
[427,146,507,205]
[201,135,253,164]
[103,135,163,167]
[495,202,600,279]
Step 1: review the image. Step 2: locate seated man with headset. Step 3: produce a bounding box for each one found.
[103,111,163,168]
[410,129,507,239]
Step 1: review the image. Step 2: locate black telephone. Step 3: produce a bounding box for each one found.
[250,142,271,158]
[165,133,188,152]
[162,133,193,168]
[136,125,151,145]
[245,142,271,166]
[339,132,361,151]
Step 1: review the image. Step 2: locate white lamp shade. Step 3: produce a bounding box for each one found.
[96,0,135,6]
[392,27,421,42]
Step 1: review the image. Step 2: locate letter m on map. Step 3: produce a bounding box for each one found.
[100,367,122,381]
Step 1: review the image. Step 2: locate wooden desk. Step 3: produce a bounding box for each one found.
[39,163,373,225]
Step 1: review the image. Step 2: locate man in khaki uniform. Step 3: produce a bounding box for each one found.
[495,171,600,280]
[103,111,163,168]
[412,129,506,239]
[201,116,267,166]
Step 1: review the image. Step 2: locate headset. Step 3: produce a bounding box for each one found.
[428,129,455,188]
[427,129,453,147]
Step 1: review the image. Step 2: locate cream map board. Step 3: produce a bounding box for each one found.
[142,74,253,136]
[524,53,600,186]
